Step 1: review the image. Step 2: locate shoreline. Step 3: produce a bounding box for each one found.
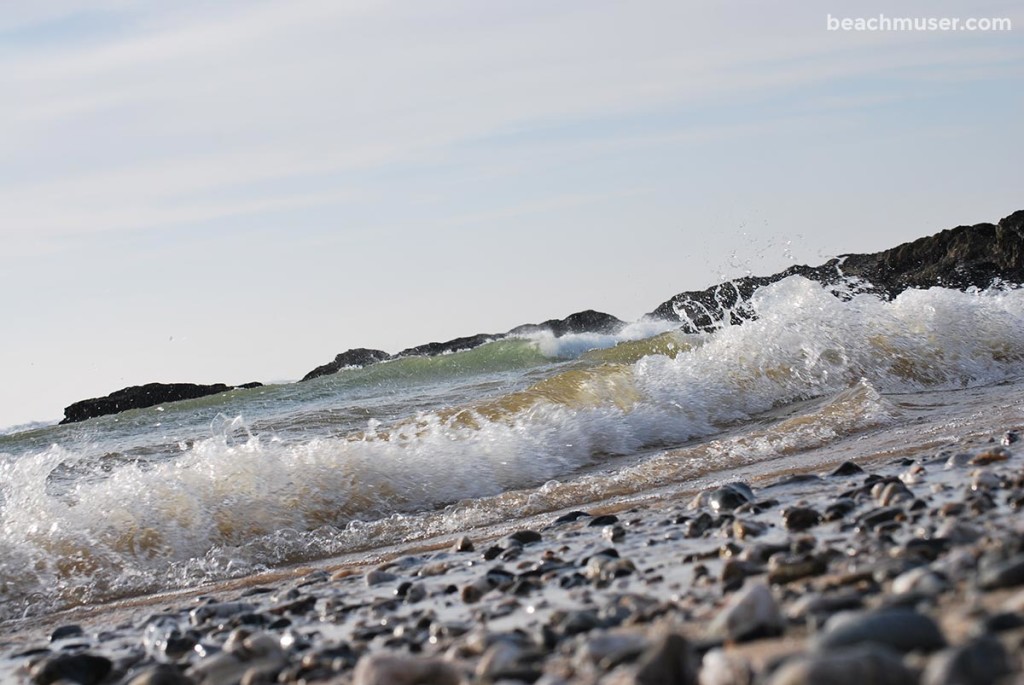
[5,415,1024,683]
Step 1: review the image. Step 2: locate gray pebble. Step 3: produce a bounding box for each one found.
[633,632,698,685]
[815,608,946,653]
[365,569,398,586]
[922,635,1010,685]
[710,583,783,642]
[782,507,821,532]
[708,483,754,512]
[352,653,461,685]
[768,644,915,685]
[978,553,1024,590]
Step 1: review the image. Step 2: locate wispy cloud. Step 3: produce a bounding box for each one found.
[0,0,1019,254]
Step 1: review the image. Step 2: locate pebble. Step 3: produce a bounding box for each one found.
[126,664,194,685]
[352,653,461,685]
[767,554,827,585]
[921,635,1010,685]
[731,519,767,540]
[187,633,284,685]
[891,567,948,596]
[49,625,85,642]
[508,530,543,545]
[707,483,755,512]
[829,461,864,477]
[978,553,1024,590]
[579,631,649,667]
[552,510,591,524]
[452,536,475,552]
[476,640,543,682]
[30,653,113,685]
[781,507,821,532]
[699,648,752,685]
[190,602,256,627]
[709,583,783,642]
[633,632,698,685]
[767,644,915,685]
[603,524,627,542]
[815,608,946,654]
[588,514,620,527]
[364,569,398,586]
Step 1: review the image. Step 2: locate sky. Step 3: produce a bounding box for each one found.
[1,0,1021,428]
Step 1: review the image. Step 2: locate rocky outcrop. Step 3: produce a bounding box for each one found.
[509,309,625,337]
[396,334,503,359]
[648,210,1024,331]
[59,382,261,424]
[300,348,392,381]
[302,310,625,381]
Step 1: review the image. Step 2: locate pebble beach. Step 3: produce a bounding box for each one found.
[6,415,1024,685]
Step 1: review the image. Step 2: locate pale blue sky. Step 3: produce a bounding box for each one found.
[1,0,1021,427]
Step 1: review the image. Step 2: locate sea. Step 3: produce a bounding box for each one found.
[2,275,1024,622]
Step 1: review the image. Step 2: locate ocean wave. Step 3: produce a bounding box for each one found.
[3,277,1024,617]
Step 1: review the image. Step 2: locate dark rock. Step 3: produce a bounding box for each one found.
[978,553,1024,590]
[588,514,620,527]
[49,625,84,642]
[125,664,194,685]
[60,382,233,423]
[768,554,828,584]
[710,583,784,642]
[300,348,392,381]
[647,211,1024,329]
[633,633,698,685]
[235,381,263,390]
[552,510,591,524]
[856,506,904,530]
[397,333,503,358]
[508,309,625,338]
[815,608,946,654]
[981,611,1024,633]
[707,483,755,512]
[765,474,823,489]
[30,653,112,685]
[922,635,1010,685]
[768,644,916,685]
[823,498,858,521]
[683,512,714,538]
[782,507,822,532]
[507,530,543,545]
[830,461,865,477]
[452,536,474,552]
